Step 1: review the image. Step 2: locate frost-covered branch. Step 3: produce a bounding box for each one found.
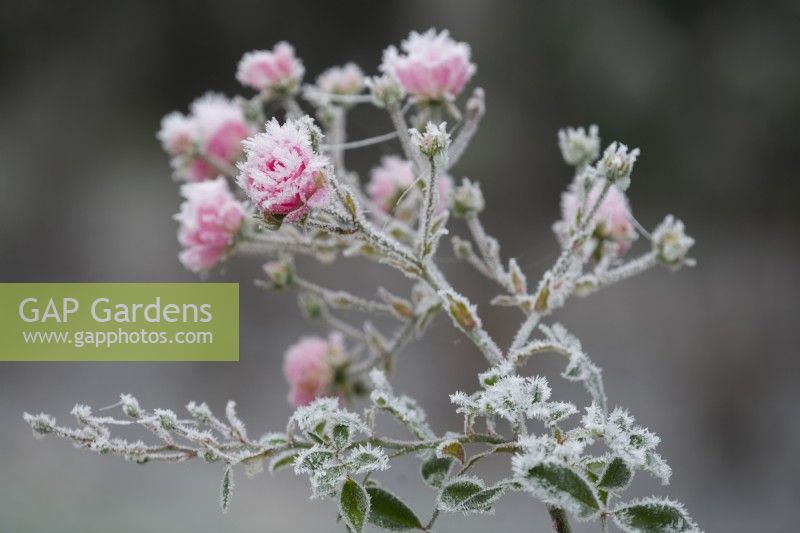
[29,30,700,533]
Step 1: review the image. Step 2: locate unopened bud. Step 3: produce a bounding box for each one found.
[652,215,695,270]
[599,141,640,191]
[450,178,485,217]
[558,125,600,167]
[263,259,294,289]
[410,122,451,160]
[366,75,405,108]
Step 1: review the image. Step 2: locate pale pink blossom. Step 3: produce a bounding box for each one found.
[165,93,252,182]
[367,155,454,215]
[191,93,251,164]
[381,29,476,102]
[157,112,195,156]
[174,177,246,273]
[367,156,415,213]
[236,42,305,96]
[283,332,347,407]
[316,63,365,95]
[237,117,331,222]
[556,182,637,256]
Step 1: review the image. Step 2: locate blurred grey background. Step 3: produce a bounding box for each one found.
[1,1,799,531]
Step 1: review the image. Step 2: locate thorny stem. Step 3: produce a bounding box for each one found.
[387,102,423,172]
[293,276,394,316]
[417,156,439,259]
[508,179,615,356]
[321,131,399,151]
[446,87,485,170]
[283,96,304,120]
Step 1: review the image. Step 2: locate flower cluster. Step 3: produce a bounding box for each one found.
[28,29,701,533]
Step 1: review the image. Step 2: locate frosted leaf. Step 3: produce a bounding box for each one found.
[310,464,347,499]
[529,401,579,427]
[612,496,701,533]
[294,445,336,475]
[268,450,299,473]
[512,437,600,520]
[225,401,248,441]
[437,476,505,515]
[186,401,213,425]
[291,398,369,443]
[347,444,390,474]
[220,466,234,513]
[369,369,434,439]
[153,409,179,431]
[581,403,671,483]
[478,361,514,387]
[539,323,607,411]
[120,394,142,419]
[23,412,56,436]
[258,432,288,446]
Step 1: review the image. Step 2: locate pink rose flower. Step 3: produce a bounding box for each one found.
[556,181,637,256]
[283,332,347,407]
[191,93,251,164]
[366,156,453,215]
[236,42,305,96]
[367,156,415,213]
[237,117,331,222]
[174,177,246,273]
[161,93,252,182]
[157,112,195,156]
[381,29,476,102]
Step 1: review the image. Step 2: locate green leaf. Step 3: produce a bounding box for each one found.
[438,478,483,511]
[268,450,298,473]
[297,449,335,473]
[460,485,506,513]
[597,456,633,491]
[366,487,424,531]
[340,478,370,533]
[421,456,453,488]
[613,498,699,532]
[332,424,351,449]
[219,466,234,513]
[437,477,505,514]
[522,462,600,519]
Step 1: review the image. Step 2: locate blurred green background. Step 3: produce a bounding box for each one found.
[1,1,798,531]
